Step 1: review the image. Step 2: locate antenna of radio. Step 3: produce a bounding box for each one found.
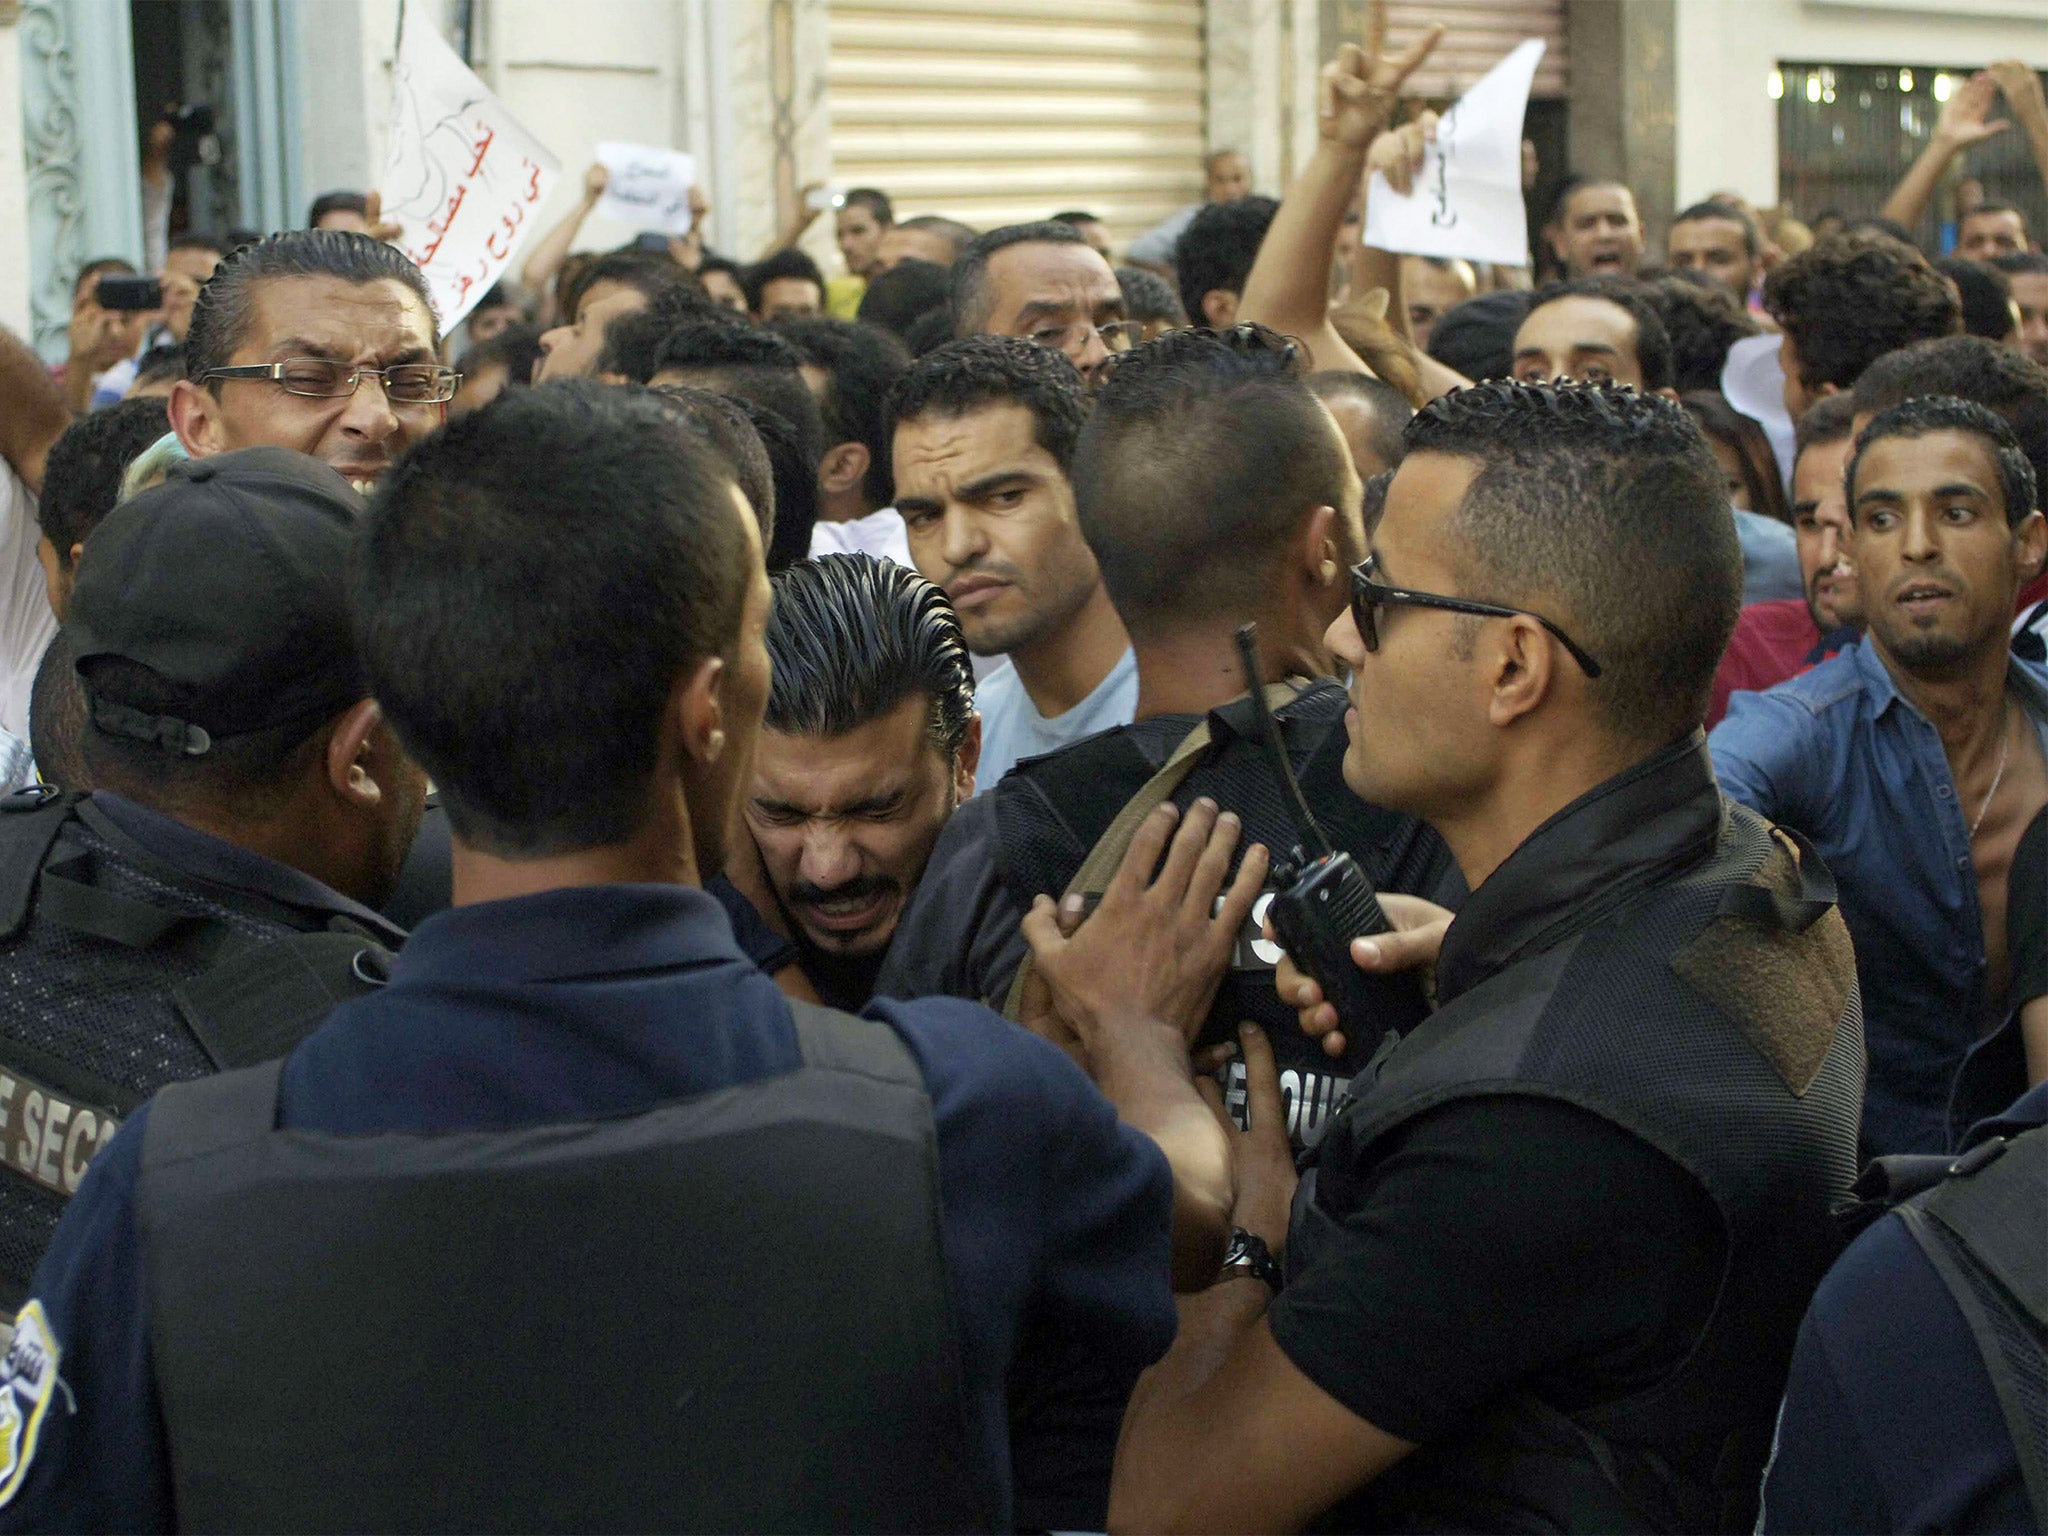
[1233,624,1334,861]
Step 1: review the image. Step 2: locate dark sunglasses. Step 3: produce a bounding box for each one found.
[1349,554,1604,678]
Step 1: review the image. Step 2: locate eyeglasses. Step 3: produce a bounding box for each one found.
[1027,319,1143,355]
[202,358,460,405]
[1349,553,1604,678]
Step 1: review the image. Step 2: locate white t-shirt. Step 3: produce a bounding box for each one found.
[0,465,55,741]
[808,508,912,568]
[972,646,1139,793]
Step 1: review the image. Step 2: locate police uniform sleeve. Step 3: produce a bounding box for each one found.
[1707,687,1823,824]
[0,1109,173,1533]
[873,795,1029,1008]
[1268,1097,1722,1448]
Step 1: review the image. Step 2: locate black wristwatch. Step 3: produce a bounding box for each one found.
[1220,1227,1283,1295]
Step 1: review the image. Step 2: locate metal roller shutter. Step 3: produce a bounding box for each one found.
[1380,0,1568,100]
[827,0,1207,249]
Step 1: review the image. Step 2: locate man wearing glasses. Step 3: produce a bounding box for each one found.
[948,222,1140,389]
[1094,380,1863,1533]
[167,230,453,496]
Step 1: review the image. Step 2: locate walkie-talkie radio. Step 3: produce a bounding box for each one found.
[1234,624,1392,1028]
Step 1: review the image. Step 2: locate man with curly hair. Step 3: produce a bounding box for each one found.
[1763,229,1962,419]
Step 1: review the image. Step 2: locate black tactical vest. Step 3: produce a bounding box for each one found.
[1294,759,1863,1532]
[0,789,395,1317]
[135,999,999,1534]
[994,681,1452,1150]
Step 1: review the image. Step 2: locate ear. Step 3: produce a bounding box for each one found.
[1295,503,1344,589]
[1483,613,1560,729]
[818,441,870,497]
[673,652,730,768]
[1813,381,1840,401]
[1655,386,1680,403]
[325,699,388,809]
[953,713,983,802]
[2015,509,2048,586]
[166,378,227,457]
[35,537,64,622]
[1201,290,1239,329]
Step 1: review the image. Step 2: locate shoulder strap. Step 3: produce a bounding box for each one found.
[141,1057,286,1174]
[1897,1131,2048,1529]
[0,789,85,940]
[784,998,922,1089]
[1000,680,1304,1020]
[171,930,396,1071]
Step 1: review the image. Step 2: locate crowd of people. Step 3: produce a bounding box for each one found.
[0,11,2043,1532]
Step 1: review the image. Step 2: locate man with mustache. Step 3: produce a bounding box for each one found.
[732,554,979,1011]
[889,338,1135,790]
[1706,394,1863,728]
[1713,398,2048,1156]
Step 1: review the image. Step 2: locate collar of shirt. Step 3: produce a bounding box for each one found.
[1852,631,2048,728]
[87,790,406,946]
[1436,733,1722,1005]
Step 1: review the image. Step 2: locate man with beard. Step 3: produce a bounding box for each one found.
[726,554,979,1010]
[1706,394,1863,727]
[1714,398,2048,1156]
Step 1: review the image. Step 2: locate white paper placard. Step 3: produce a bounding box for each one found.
[594,142,699,236]
[1363,40,1544,267]
[380,12,562,329]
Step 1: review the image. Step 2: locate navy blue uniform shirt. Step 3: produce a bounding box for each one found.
[0,883,1176,1531]
[1759,1081,2048,1533]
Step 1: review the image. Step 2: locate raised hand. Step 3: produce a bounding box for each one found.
[1934,72,2011,150]
[361,190,406,244]
[583,162,611,202]
[1367,110,1439,196]
[1022,799,1269,1048]
[1318,0,1443,151]
[1987,60,2047,130]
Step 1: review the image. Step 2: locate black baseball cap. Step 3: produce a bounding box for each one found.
[68,447,367,756]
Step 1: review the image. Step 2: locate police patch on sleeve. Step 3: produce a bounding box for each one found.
[0,1301,61,1506]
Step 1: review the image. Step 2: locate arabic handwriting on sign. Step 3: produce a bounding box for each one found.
[1430,105,1460,229]
[522,159,542,202]
[466,123,496,179]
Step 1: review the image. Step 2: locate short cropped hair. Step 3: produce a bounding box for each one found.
[559,250,687,322]
[1935,257,2018,342]
[1993,252,2048,280]
[1308,371,1412,471]
[132,345,188,390]
[1793,392,1858,463]
[1525,276,1677,391]
[650,321,824,477]
[1764,230,1962,396]
[1961,200,2028,237]
[729,396,818,572]
[765,554,974,758]
[841,188,894,226]
[647,384,777,553]
[1074,324,1351,639]
[354,381,753,855]
[1117,266,1187,327]
[1173,196,1279,321]
[858,258,951,339]
[769,316,910,507]
[306,191,368,227]
[1404,380,1740,745]
[1851,335,2048,498]
[595,287,726,381]
[743,248,827,314]
[1848,396,2038,527]
[951,221,1090,336]
[38,398,172,566]
[186,230,440,383]
[1672,200,1760,259]
[168,231,227,259]
[886,335,1090,472]
[458,323,544,391]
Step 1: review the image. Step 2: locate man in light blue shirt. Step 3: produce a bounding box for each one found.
[888,337,1136,789]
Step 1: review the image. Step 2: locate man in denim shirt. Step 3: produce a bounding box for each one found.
[1713,398,2048,1155]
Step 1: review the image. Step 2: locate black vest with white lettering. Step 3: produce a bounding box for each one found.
[0,791,393,1314]
[994,682,1454,1151]
[1293,737,1865,1533]
[135,1001,1000,1534]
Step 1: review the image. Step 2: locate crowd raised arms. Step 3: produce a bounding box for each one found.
[0,3,2044,1530]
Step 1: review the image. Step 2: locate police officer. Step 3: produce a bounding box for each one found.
[0,448,416,1329]
[1075,382,1864,1533]
[0,384,1234,1531]
[881,324,1458,1155]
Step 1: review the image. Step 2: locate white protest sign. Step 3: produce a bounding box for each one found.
[594,142,699,236]
[381,11,562,329]
[1363,40,1544,266]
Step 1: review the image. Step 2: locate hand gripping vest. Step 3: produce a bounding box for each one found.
[0,789,394,1323]
[1294,798,1865,1534]
[135,1000,999,1534]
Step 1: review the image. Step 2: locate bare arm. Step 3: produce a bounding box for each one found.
[1881,72,2009,232]
[757,183,826,260]
[1239,6,1440,374]
[520,163,608,297]
[0,325,74,494]
[1020,798,1270,1290]
[1988,61,2048,209]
